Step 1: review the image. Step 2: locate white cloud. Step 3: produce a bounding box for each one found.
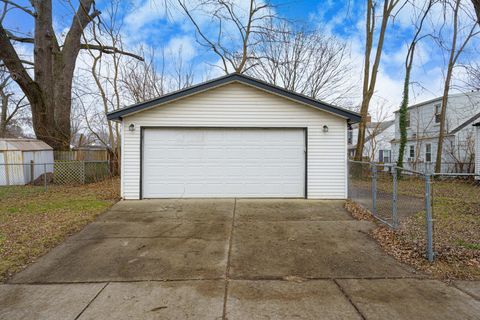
[124,0,171,31]
[165,35,196,62]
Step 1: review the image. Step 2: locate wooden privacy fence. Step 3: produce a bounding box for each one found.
[54,150,109,161]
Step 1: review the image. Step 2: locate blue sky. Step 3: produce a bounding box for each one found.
[3,0,480,118]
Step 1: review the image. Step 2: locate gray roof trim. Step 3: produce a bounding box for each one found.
[107,73,361,123]
[450,112,480,134]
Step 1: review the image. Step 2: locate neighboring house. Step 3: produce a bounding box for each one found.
[107,73,360,199]
[0,138,54,186]
[475,122,479,179]
[348,120,395,163]
[391,91,480,173]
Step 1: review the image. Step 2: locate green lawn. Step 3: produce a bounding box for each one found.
[0,178,120,281]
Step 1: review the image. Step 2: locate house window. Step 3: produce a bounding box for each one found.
[409,145,415,159]
[347,130,353,144]
[405,112,411,128]
[425,144,432,162]
[435,104,441,123]
[379,150,391,163]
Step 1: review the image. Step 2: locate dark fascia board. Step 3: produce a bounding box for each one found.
[450,112,480,134]
[107,73,361,123]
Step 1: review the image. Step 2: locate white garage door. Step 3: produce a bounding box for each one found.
[142,128,306,198]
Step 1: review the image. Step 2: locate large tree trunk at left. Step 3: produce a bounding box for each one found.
[53,52,72,150]
[33,0,74,150]
[0,0,97,150]
[33,0,66,149]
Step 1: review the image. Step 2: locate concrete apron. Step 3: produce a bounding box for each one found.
[1,199,479,320]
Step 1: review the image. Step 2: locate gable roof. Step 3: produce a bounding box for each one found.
[450,112,480,134]
[364,120,395,143]
[107,73,361,123]
[348,120,395,148]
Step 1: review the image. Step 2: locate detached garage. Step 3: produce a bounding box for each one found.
[107,73,360,199]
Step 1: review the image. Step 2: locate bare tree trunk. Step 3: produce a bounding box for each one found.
[435,65,454,173]
[397,1,433,169]
[434,0,478,172]
[354,0,400,161]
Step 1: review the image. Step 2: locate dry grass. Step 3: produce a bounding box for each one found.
[0,178,120,281]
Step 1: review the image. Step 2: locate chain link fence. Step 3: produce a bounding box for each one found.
[0,161,115,189]
[348,160,480,262]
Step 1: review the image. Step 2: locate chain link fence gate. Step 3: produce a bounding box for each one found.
[348,160,480,262]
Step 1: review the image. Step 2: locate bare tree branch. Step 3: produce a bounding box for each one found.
[80,43,143,60]
[176,0,276,73]
[0,0,35,17]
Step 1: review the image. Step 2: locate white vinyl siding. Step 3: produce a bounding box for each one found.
[121,82,348,199]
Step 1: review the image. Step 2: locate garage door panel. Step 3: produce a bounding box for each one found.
[142,128,305,198]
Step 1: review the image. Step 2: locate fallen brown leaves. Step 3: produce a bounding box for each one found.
[345,200,374,222]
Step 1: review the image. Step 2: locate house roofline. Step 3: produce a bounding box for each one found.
[450,112,480,134]
[107,73,361,123]
[393,91,480,114]
[390,133,455,144]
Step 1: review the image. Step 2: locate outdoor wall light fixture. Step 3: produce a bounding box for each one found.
[129,123,135,132]
[323,125,329,133]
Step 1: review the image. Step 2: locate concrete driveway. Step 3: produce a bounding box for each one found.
[1,199,479,319]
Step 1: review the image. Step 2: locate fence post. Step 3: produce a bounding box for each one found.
[30,160,34,184]
[425,174,434,262]
[371,163,377,216]
[392,167,398,228]
[44,163,47,191]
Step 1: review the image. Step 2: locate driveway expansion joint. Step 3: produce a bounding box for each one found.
[222,198,237,320]
[333,279,367,320]
[73,282,109,320]
[451,282,480,301]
